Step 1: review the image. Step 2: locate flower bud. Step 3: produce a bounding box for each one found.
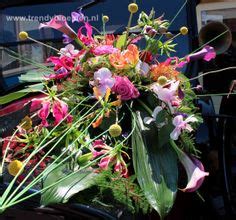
[78,153,93,166]
[19,31,28,40]
[128,3,138,14]
[165,32,174,39]
[180,26,188,35]
[8,160,23,176]
[158,26,167,34]
[109,124,122,137]
[102,15,109,23]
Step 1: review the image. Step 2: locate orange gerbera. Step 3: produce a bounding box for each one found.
[150,63,180,81]
[109,44,139,70]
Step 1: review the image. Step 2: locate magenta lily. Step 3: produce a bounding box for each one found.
[78,22,94,45]
[170,140,209,192]
[31,97,72,127]
[38,101,50,127]
[39,15,77,39]
[52,99,70,125]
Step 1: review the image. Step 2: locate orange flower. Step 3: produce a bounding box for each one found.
[150,63,179,81]
[109,44,139,70]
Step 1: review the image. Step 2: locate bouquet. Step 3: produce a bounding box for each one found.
[0,2,216,219]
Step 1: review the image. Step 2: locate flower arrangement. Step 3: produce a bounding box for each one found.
[0,2,216,219]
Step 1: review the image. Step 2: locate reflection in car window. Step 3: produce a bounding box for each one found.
[0,0,190,90]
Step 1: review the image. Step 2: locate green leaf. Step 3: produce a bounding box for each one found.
[116,34,126,49]
[19,69,51,83]
[157,117,175,148]
[0,91,28,105]
[41,164,98,206]
[132,111,178,219]
[0,83,44,105]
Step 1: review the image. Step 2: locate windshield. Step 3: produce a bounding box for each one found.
[0,0,192,91]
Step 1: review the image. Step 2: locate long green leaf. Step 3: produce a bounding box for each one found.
[132,111,178,219]
[41,164,98,206]
[0,83,44,105]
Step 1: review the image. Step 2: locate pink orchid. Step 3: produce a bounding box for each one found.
[78,22,94,45]
[92,45,119,56]
[170,115,198,140]
[52,99,70,125]
[152,81,180,105]
[39,15,77,39]
[92,68,115,97]
[60,44,79,58]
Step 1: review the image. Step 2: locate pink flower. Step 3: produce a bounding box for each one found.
[78,22,94,45]
[170,115,198,140]
[91,140,129,177]
[98,156,113,170]
[171,140,209,192]
[45,67,69,80]
[47,56,74,71]
[92,68,115,97]
[181,155,209,192]
[152,81,180,105]
[189,46,216,62]
[114,159,128,178]
[93,45,119,56]
[38,101,50,127]
[60,44,79,58]
[52,100,69,125]
[31,98,72,126]
[112,76,140,101]
[39,15,77,39]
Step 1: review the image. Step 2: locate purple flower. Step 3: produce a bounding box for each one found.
[152,81,180,105]
[170,115,198,140]
[45,67,69,80]
[62,34,73,44]
[171,140,209,192]
[71,8,85,23]
[93,68,115,97]
[112,76,140,101]
[189,46,216,62]
[93,45,119,56]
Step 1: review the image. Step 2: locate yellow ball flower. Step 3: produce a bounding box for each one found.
[158,76,168,85]
[8,160,23,176]
[19,31,29,40]
[180,26,188,35]
[102,15,109,23]
[128,3,138,14]
[109,124,122,137]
